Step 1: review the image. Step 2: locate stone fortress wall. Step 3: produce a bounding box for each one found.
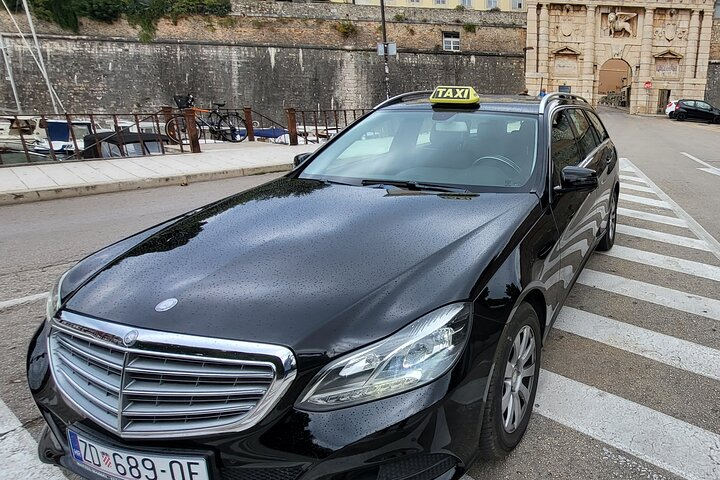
[0,0,718,116]
[0,1,526,117]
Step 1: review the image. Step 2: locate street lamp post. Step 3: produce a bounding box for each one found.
[380,0,390,99]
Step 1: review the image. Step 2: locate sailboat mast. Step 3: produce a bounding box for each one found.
[21,0,59,113]
[0,33,21,113]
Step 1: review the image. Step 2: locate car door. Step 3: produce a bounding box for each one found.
[694,101,713,121]
[583,108,616,220]
[548,108,600,295]
[681,100,697,119]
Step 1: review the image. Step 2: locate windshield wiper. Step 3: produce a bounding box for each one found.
[361,179,471,193]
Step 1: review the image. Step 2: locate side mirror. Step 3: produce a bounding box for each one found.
[555,166,598,193]
[293,152,312,168]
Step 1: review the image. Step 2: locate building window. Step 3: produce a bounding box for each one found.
[443,31,460,51]
[486,0,498,9]
[512,0,523,9]
[460,0,472,7]
[435,0,446,4]
[408,0,421,3]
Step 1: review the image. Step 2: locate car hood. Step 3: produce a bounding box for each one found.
[65,178,538,363]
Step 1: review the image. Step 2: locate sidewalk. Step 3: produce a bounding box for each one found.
[0,142,318,205]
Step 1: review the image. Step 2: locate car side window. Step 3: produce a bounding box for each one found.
[551,110,581,186]
[696,101,711,111]
[585,111,608,141]
[567,109,599,160]
[683,100,696,108]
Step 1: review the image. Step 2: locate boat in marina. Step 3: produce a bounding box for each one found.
[0,116,46,151]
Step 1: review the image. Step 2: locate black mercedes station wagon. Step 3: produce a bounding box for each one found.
[28,87,619,480]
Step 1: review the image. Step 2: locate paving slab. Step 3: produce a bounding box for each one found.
[0,142,317,205]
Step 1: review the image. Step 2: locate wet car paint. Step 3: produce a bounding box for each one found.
[28,97,619,480]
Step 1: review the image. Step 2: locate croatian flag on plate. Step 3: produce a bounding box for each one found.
[102,451,113,468]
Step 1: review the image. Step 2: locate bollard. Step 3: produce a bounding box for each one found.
[184,109,201,153]
[243,107,255,142]
[286,108,298,146]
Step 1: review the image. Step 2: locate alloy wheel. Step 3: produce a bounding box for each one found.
[609,193,617,242]
[501,325,536,434]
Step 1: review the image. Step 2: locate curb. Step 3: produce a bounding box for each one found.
[0,164,293,206]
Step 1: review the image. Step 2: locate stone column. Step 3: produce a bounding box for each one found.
[695,10,713,81]
[582,5,596,102]
[538,3,550,91]
[637,7,654,114]
[685,10,701,79]
[526,3,538,75]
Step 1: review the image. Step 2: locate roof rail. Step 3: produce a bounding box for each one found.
[374,90,433,110]
[538,92,589,113]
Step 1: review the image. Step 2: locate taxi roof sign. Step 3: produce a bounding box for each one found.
[429,86,480,105]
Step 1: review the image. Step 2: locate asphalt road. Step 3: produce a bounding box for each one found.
[1,110,719,480]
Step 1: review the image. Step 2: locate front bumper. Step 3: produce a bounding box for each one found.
[29,320,496,480]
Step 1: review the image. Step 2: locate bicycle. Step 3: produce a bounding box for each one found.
[166,94,248,144]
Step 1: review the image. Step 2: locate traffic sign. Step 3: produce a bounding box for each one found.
[644,81,653,89]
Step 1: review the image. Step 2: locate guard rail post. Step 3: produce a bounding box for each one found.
[286,108,298,146]
[183,109,201,153]
[243,107,255,142]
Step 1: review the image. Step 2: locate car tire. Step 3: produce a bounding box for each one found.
[596,189,618,252]
[675,111,687,121]
[713,116,720,124]
[668,112,675,119]
[478,302,541,460]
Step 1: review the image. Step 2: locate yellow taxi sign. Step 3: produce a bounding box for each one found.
[429,86,480,105]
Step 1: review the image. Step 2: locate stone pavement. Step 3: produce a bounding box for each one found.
[0,142,318,205]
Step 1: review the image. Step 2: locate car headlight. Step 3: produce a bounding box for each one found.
[46,271,69,320]
[296,303,471,411]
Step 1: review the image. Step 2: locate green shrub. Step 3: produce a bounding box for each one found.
[20,0,231,40]
[463,23,476,33]
[393,13,406,22]
[335,19,357,38]
[454,5,465,11]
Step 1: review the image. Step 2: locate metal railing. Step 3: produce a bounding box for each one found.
[0,105,374,166]
[0,111,181,167]
[286,108,369,145]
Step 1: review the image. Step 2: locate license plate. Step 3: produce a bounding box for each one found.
[67,430,210,480]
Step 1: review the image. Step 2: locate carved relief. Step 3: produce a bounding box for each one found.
[654,9,688,42]
[560,4,574,37]
[606,11,637,38]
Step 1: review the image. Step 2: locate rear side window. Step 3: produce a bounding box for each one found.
[567,109,599,160]
[551,110,581,185]
[585,111,608,141]
[682,100,696,108]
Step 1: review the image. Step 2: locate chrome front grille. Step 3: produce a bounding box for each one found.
[48,312,296,439]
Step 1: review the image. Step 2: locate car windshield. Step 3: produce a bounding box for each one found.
[300,109,539,191]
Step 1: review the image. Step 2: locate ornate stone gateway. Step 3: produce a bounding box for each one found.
[524,1,715,114]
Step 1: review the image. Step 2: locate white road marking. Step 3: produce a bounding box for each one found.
[620,175,649,184]
[578,269,720,321]
[535,370,720,480]
[620,183,655,194]
[620,167,635,173]
[0,292,48,311]
[615,224,711,251]
[619,193,672,209]
[680,152,720,176]
[598,245,720,282]
[699,167,720,177]
[624,158,720,261]
[554,307,720,381]
[619,158,632,169]
[617,207,687,227]
[0,399,66,480]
